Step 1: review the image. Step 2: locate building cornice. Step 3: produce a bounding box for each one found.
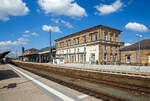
[55,24,122,42]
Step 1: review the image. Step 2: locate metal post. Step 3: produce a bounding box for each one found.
[139,41,141,66]
[49,30,52,63]
[136,34,142,70]
[16,50,18,59]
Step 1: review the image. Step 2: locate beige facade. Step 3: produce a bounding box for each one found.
[120,39,150,66]
[55,25,124,64]
[121,49,150,66]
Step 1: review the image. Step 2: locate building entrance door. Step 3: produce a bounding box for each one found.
[126,55,130,64]
[90,54,95,64]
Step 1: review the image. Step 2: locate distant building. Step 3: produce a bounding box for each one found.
[55,25,124,65]
[19,46,56,63]
[23,48,39,56]
[120,39,150,66]
[38,47,56,63]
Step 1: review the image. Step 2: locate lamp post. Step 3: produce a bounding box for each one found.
[136,34,142,68]
[49,29,52,63]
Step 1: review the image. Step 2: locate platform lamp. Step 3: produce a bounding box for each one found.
[49,29,52,63]
[136,34,142,69]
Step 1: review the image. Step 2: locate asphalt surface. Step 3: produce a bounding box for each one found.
[0,64,102,101]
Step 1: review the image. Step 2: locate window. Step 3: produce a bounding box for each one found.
[115,35,118,42]
[115,46,117,52]
[84,54,86,63]
[110,34,113,41]
[110,46,113,52]
[83,36,86,43]
[74,49,76,53]
[95,33,97,41]
[115,54,117,62]
[84,47,86,52]
[56,43,58,48]
[104,53,107,62]
[77,48,79,52]
[74,39,76,45]
[110,54,113,62]
[104,45,107,50]
[66,40,71,46]
[104,32,107,40]
[68,40,71,46]
[66,40,68,46]
[77,38,79,44]
[90,34,92,41]
[60,42,64,48]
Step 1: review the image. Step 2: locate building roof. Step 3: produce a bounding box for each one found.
[120,39,150,51]
[0,51,10,59]
[25,48,39,51]
[39,47,50,52]
[39,46,56,52]
[55,24,122,42]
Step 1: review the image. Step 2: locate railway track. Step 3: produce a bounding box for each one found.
[11,62,150,101]
[17,65,122,101]
[52,65,150,78]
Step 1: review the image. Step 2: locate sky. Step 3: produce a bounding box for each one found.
[0,0,150,56]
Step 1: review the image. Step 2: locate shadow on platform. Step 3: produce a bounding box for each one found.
[1,83,17,89]
[0,70,20,80]
[0,77,41,89]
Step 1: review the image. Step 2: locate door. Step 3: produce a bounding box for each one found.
[90,54,95,64]
[126,55,130,64]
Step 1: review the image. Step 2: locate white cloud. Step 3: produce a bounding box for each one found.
[124,43,131,46]
[95,0,123,15]
[24,30,30,33]
[51,18,59,24]
[42,25,62,33]
[32,32,39,37]
[38,0,87,17]
[51,19,73,28]
[23,34,30,37]
[0,37,29,53]
[23,30,39,37]
[0,0,29,21]
[60,20,73,28]
[125,22,149,32]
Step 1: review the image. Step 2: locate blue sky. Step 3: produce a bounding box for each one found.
[0,0,150,56]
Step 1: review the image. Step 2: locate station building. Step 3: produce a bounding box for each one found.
[55,25,124,65]
[120,39,150,66]
[19,47,56,63]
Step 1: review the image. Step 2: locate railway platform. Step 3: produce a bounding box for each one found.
[0,64,101,101]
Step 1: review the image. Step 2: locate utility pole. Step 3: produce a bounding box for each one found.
[16,50,18,59]
[49,29,52,63]
[136,34,142,70]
